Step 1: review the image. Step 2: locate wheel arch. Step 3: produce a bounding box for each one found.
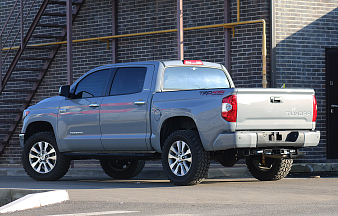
[24,121,55,144]
[160,116,198,149]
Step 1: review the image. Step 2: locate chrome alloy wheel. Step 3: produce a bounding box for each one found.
[168,140,192,176]
[29,141,57,174]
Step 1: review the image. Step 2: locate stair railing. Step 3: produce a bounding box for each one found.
[0,0,38,91]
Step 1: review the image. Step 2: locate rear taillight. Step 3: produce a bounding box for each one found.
[222,95,237,122]
[312,95,317,122]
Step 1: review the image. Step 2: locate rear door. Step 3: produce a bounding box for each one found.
[100,65,154,150]
[58,69,112,151]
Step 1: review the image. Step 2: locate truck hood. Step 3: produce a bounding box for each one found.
[29,96,65,110]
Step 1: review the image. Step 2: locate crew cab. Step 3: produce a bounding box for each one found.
[19,60,320,185]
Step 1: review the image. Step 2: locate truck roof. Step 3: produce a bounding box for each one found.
[90,60,222,71]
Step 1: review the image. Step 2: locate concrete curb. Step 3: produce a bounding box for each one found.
[0,190,69,214]
[0,163,337,179]
[0,166,252,179]
[0,189,50,207]
[291,163,338,173]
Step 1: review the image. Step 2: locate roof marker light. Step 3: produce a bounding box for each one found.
[183,60,203,65]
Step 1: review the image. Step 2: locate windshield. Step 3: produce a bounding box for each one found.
[163,66,230,90]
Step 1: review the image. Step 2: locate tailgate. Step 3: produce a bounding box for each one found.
[235,88,315,130]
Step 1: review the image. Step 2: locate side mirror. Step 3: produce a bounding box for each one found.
[59,85,70,98]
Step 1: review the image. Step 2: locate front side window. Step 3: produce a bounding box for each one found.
[163,67,230,90]
[74,69,110,98]
[110,67,147,95]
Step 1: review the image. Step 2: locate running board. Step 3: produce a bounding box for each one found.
[63,152,162,160]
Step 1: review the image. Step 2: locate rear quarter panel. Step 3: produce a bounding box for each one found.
[150,89,235,152]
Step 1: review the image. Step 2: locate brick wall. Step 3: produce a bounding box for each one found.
[275,0,338,163]
[0,0,269,164]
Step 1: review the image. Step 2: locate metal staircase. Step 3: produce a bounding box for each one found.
[0,0,85,157]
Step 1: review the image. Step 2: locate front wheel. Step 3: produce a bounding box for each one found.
[162,130,210,186]
[22,132,70,181]
[100,159,145,179]
[246,156,293,181]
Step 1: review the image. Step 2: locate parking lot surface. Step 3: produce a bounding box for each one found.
[1,173,338,216]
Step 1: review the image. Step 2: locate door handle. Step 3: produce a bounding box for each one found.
[134,101,146,105]
[60,108,66,113]
[331,105,338,108]
[89,103,100,108]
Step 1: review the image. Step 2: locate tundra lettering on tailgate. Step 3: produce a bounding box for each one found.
[286,110,311,116]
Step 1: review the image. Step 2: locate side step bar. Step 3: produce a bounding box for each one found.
[63,152,162,160]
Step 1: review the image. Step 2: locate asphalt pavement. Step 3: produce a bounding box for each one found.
[0,173,338,216]
[1,161,338,215]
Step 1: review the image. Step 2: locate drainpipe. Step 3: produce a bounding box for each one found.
[20,0,23,49]
[224,0,231,73]
[112,0,118,64]
[66,0,73,85]
[270,0,276,88]
[177,0,184,60]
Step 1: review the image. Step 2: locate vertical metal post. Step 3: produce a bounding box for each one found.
[112,0,118,64]
[224,0,231,73]
[66,0,73,85]
[270,0,276,88]
[20,0,24,49]
[0,36,2,90]
[67,0,74,167]
[237,0,240,22]
[177,0,184,60]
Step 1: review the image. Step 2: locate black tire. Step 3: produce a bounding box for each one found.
[22,132,71,181]
[162,130,210,186]
[100,159,145,179]
[246,156,293,181]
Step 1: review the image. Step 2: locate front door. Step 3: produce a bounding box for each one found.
[58,69,111,151]
[326,48,338,159]
[100,65,154,151]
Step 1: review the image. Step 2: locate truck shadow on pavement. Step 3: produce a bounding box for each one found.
[0,176,260,190]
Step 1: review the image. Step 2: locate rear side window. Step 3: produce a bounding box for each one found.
[163,67,230,90]
[110,67,147,95]
[74,69,110,98]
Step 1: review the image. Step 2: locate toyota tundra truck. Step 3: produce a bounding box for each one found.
[19,60,320,185]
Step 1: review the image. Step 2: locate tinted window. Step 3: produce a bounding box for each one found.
[74,69,110,98]
[163,67,230,90]
[110,67,147,95]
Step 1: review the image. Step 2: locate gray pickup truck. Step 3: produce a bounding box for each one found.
[19,60,320,185]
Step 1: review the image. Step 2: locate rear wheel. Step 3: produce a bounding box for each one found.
[100,159,145,179]
[246,156,293,181]
[162,130,210,186]
[22,132,70,181]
